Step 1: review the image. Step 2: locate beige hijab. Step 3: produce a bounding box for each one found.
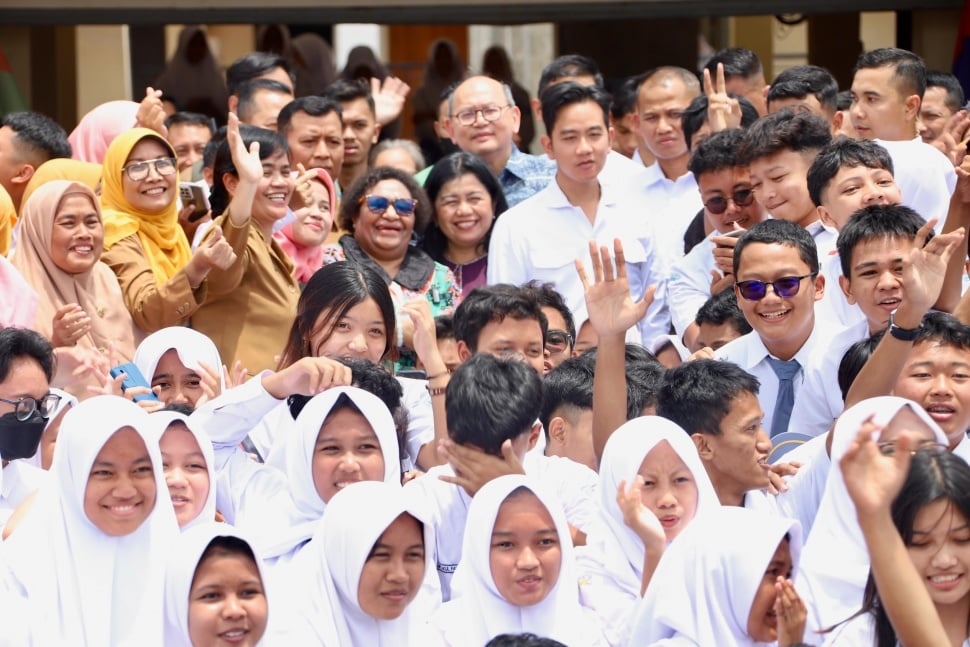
[13,179,135,359]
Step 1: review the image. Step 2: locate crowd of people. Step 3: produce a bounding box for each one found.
[1,26,970,646]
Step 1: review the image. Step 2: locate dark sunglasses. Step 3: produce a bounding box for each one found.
[735,273,817,301]
[360,195,418,216]
[703,189,755,215]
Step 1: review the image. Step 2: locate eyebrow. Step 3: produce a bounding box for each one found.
[853,258,904,271]
[161,450,206,461]
[315,431,380,445]
[913,524,970,534]
[374,541,425,551]
[491,528,558,538]
[908,360,970,370]
[93,455,152,468]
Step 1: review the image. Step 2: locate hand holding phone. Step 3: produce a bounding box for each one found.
[109,363,160,403]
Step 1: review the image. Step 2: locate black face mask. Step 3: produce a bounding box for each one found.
[0,410,46,462]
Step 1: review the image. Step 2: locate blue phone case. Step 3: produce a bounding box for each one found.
[109,363,160,403]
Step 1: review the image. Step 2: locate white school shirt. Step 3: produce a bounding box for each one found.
[601,149,651,188]
[667,232,719,338]
[715,321,844,435]
[788,319,870,438]
[640,162,703,267]
[0,460,46,531]
[814,250,868,331]
[487,177,671,349]
[876,137,956,227]
[774,434,831,540]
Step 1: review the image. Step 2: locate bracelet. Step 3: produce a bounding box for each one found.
[426,370,450,381]
[427,384,447,397]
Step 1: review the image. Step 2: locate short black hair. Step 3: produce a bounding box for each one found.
[454,284,548,352]
[704,48,763,80]
[853,48,926,100]
[485,634,567,647]
[914,311,970,352]
[338,165,431,235]
[163,111,215,133]
[0,327,54,383]
[836,204,925,277]
[277,96,342,135]
[202,126,227,169]
[807,137,895,208]
[657,359,760,436]
[688,128,745,178]
[837,90,853,112]
[767,65,839,116]
[445,353,542,455]
[226,52,294,96]
[926,70,966,112]
[838,331,882,401]
[682,94,760,151]
[610,76,640,120]
[734,219,820,276]
[325,79,376,114]
[537,54,604,97]
[522,281,575,343]
[694,289,753,336]
[736,108,832,167]
[236,79,293,124]
[1,112,71,163]
[583,344,666,417]
[435,315,455,341]
[209,124,289,216]
[540,81,610,135]
[539,354,593,435]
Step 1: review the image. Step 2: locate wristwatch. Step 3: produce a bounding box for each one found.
[888,310,921,342]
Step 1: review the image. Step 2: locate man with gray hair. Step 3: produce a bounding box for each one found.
[445,75,554,206]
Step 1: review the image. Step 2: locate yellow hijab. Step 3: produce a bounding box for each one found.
[99,128,190,282]
[0,184,14,257]
[22,158,103,208]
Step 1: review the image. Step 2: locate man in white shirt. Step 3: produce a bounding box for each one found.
[668,128,768,348]
[849,47,956,225]
[488,82,670,348]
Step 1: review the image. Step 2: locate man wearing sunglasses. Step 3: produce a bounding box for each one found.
[0,328,57,531]
[668,129,768,350]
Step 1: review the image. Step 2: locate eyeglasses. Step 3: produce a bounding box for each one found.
[878,440,948,456]
[545,329,574,356]
[735,274,817,301]
[0,393,62,421]
[452,105,512,127]
[360,195,418,217]
[121,157,177,182]
[703,189,755,215]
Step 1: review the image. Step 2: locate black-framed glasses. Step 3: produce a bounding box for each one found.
[878,440,948,456]
[703,189,755,215]
[0,393,62,421]
[360,195,418,217]
[545,329,574,356]
[735,273,817,301]
[452,105,512,127]
[121,157,177,182]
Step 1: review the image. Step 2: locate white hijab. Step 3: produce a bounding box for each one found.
[163,522,272,647]
[259,387,402,560]
[588,416,721,597]
[0,395,178,647]
[287,481,438,645]
[134,326,226,392]
[151,410,218,531]
[24,387,76,469]
[797,396,949,632]
[629,506,802,647]
[434,475,605,646]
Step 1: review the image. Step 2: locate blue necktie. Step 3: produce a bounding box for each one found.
[767,357,801,438]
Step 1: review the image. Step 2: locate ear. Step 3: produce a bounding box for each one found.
[222,172,239,198]
[443,116,456,142]
[812,271,825,301]
[541,134,554,159]
[371,122,382,144]
[839,273,857,304]
[904,93,921,122]
[228,95,239,115]
[530,97,542,125]
[9,163,34,187]
[510,105,522,135]
[548,416,568,446]
[607,124,615,148]
[830,110,844,137]
[527,421,542,451]
[817,204,837,230]
[456,340,474,363]
[692,432,714,460]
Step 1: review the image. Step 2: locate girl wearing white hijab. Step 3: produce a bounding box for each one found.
[431,475,607,646]
[24,387,76,470]
[152,410,218,530]
[0,395,179,647]
[133,326,226,409]
[282,481,439,645]
[252,386,402,567]
[577,416,721,647]
[796,396,949,634]
[163,522,271,647]
[629,506,805,647]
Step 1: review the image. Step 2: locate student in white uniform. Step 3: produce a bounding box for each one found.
[133,326,227,410]
[152,410,218,531]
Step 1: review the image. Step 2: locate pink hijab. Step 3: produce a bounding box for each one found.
[68,101,140,164]
[273,168,336,283]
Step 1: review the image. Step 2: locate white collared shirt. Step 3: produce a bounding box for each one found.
[668,233,719,337]
[640,162,703,267]
[487,176,671,348]
[876,136,956,229]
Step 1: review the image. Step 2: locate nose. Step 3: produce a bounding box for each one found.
[314,139,330,161]
[145,162,163,180]
[113,475,138,499]
[166,465,188,488]
[930,373,954,397]
[577,135,593,154]
[338,451,362,472]
[221,594,245,620]
[516,546,540,570]
[931,544,959,570]
[876,268,900,290]
[656,486,677,509]
[656,115,672,133]
[347,331,368,353]
[755,428,771,453]
[387,557,409,583]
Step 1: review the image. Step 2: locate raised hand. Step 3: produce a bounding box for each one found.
[260,356,353,400]
[401,298,445,373]
[135,87,168,138]
[616,476,666,549]
[370,76,411,126]
[774,577,808,647]
[51,303,91,348]
[576,238,655,337]
[437,437,526,497]
[227,112,262,185]
[222,360,248,389]
[702,63,742,132]
[902,218,965,315]
[840,417,914,519]
[293,163,315,209]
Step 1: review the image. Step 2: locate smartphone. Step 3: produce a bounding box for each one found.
[715,228,745,249]
[179,183,210,222]
[109,363,160,403]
